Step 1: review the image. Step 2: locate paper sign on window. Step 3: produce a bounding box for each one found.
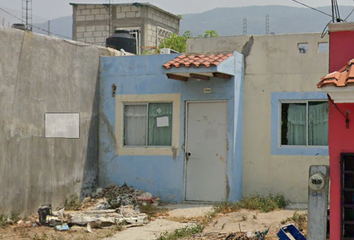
[157,116,169,127]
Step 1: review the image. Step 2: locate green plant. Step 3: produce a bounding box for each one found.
[0,215,7,228]
[64,194,82,210]
[214,194,289,213]
[281,212,307,230]
[156,224,204,240]
[241,215,247,221]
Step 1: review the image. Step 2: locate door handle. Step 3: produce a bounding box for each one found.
[186,152,191,161]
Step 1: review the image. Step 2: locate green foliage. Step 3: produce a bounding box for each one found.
[64,194,82,211]
[158,31,193,53]
[156,224,204,240]
[214,194,289,213]
[0,215,7,228]
[281,212,307,231]
[158,30,218,53]
[198,30,218,38]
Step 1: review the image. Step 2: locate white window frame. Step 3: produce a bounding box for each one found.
[156,27,173,47]
[123,102,173,147]
[116,94,180,156]
[279,99,328,147]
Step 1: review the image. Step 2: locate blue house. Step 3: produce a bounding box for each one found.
[99,52,244,202]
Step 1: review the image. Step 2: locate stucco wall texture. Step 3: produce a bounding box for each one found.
[99,53,244,202]
[0,27,111,216]
[187,33,330,203]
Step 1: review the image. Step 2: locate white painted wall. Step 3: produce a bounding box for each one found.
[187,33,330,203]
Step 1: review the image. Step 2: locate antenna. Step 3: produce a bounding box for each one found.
[265,14,270,35]
[243,18,247,35]
[22,0,32,31]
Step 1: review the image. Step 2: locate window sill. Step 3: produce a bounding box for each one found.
[271,145,329,156]
[117,147,178,156]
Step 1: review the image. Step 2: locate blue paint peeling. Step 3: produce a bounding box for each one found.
[99,52,244,202]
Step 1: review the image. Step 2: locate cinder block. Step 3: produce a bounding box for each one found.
[77,26,85,32]
[96,25,106,31]
[152,14,158,21]
[85,5,95,9]
[95,14,105,20]
[76,16,85,21]
[95,37,106,43]
[77,5,86,10]
[86,26,95,31]
[84,32,93,37]
[91,9,100,15]
[100,8,108,14]
[116,13,125,18]
[76,32,84,38]
[148,13,152,19]
[131,5,140,11]
[136,12,141,18]
[148,24,152,30]
[126,12,136,18]
[116,6,121,13]
[86,37,95,43]
[81,9,90,15]
[122,6,131,12]
[152,25,156,31]
[86,15,94,21]
[94,31,103,37]
[157,16,162,22]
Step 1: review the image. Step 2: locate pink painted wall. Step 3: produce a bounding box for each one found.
[329,30,354,72]
[329,103,354,239]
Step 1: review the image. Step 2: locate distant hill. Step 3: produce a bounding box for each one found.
[31,5,354,39]
[33,16,72,39]
[180,5,354,36]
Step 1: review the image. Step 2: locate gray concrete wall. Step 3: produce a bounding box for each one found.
[187,34,330,203]
[72,4,179,50]
[0,27,114,217]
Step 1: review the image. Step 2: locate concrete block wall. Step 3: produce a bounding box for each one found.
[0,26,116,217]
[73,4,110,46]
[72,4,180,50]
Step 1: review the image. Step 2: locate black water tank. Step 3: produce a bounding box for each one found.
[106,30,136,54]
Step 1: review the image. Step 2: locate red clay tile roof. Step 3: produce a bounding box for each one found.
[162,53,233,69]
[318,59,354,88]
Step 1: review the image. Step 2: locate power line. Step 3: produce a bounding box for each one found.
[0,7,71,39]
[289,0,332,17]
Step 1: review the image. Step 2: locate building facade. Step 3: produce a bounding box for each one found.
[187,33,330,204]
[71,3,180,54]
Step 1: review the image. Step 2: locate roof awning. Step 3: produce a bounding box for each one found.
[318,59,354,88]
[162,53,235,81]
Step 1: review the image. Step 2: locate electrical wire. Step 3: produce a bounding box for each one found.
[0,7,71,39]
[344,1,354,21]
[289,0,332,17]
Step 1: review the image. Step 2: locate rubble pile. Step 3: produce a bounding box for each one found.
[31,183,159,232]
[89,183,160,210]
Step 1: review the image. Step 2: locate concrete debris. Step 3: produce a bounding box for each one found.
[89,183,160,209]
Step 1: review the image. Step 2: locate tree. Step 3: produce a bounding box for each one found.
[158,31,193,53]
[158,30,218,53]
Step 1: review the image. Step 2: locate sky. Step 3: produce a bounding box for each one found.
[0,0,353,21]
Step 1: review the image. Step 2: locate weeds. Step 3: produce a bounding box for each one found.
[0,215,7,228]
[281,212,307,231]
[156,224,204,240]
[139,204,169,219]
[214,194,289,213]
[64,194,82,211]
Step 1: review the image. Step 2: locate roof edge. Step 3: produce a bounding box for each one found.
[69,2,181,19]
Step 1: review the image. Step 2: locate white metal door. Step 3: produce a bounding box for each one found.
[185,101,228,201]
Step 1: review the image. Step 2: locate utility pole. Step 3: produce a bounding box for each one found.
[265,14,270,35]
[243,18,247,35]
[22,0,32,31]
[331,0,335,22]
[47,20,50,36]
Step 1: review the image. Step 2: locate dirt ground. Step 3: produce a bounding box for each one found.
[0,207,307,240]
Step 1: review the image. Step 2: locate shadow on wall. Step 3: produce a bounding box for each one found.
[80,70,100,198]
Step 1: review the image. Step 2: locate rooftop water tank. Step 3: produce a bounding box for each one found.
[106,30,136,54]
